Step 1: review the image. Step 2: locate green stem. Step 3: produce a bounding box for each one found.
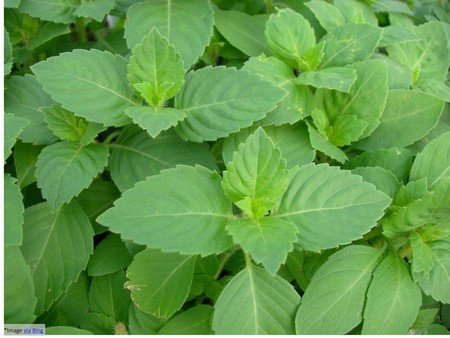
[103,130,121,144]
[264,0,275,13]
[399,245,412,258]
[244,251,253,267]
[76,18,88,42]
[213,249,235,280]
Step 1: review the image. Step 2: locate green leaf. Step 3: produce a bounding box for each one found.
[175,66,286,142]
[320,23,382,68]
[351,166,400,198]
[108,126,216,191]
[89,270,130,323]
[43,105,104,144]
[46,327,92,335]
[5,75,56,145]
[31,49,136,127]
[307,122,348,163]
[226,218,297,275]
[334,0,377,25]
[362,254,422,334]
[326,114,369,146]
[355,90,444,150]
[22,201,93,315]
[158,305,213,334]
[374,54,413,89]
[127,28,185,107]
[19,0,78,24]
[410,132,450,189]
[243,55,313,125]
[222,128,288,218]
[295,245,382,334]
[5,175,24,246]
[265,8,316,69]
[276,163,391,252]
[124,0,213,69]
[379,25,420,47]
[412,308,439,329]
[36,141,109,211]
[214,9,267,57]
[418,79,450,103]
[87,234,132,276]
[305,0,346,32]
[98,165,233,255]
[5,245,37,324]
[28,22,71,50]
[297,67,357,92]
[316,59,389,140]
[80,312,115,334]
[213,264,300,334]
[125,248,196,318]
[412,238,450,303]
[387,22,449,84]
[13,142,43,189]
[4,113,29,160]
[372,0,412,14]
[410,231,435,273]
[5,0,20,8]
[124,106,186,138]
[222,123,315,169]
[128,304,166,335]
[74,0,115,21]
[4,30,13,75]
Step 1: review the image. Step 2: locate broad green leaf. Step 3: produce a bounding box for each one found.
[125,106,186,138]
[74,0,115,21]
[226,218,297,275]
[46,327,92,335]
[351,166,400,198]
[387,22,449,84]
[296,67,357,92]
[334,0,377,25]
[31,49,137,126]
[128,304,166,335]
[125,249,196,318]
[410,231,434,273]
[5,175,24,246]
[43,105,104,144]
[87,234,132,276]
[36,141,109,211]
[13,142,43,189]
[316,59,389,139]
[307,123,348,163]
[413,238,450,303]
[305,0,346,32]
[4,113,29,160]
[76,178,120,234]
[98,165,233,255]
[379,25,420,47]
[213,264,300,334]
[374,54,413,89]
[372,0,412,14]
[175,66,286,142]
[124,0,213,68]
[4,75,56,145]
[222,128,288,218]
[276,163,391,252]
[418,79,450,103]
[410,132,450,189]
[295,245,382,334]
[19,0,78,24]
[22,201,93,315]
[344,147,413,182]
[27,22,71,50]
[108,126,216,191]
[159,305,213,334]
[362,254,422,334]
[127,28,185,107]
[265,8,316,69]
[214,9,267,57]
[355,90,444,150]
[4,30,13,75]
[5,246,37,324]
[89,270,130,323]
[320,23,382,68]
[243,55,313,125]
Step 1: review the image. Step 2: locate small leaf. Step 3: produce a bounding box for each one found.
[74,0,115,21]
[125,106,186,138]
[4,30,13,75]
[19,0,78,24]
[362,254,422,334]
[13,142,44,189]
[305,0,346,32]
[295,245,382,334]
[327,114,369,146]
[297,67,357,92]
[265,8,316,69]
[226,218,297,275]
[127,28,185,107]
[98,165,233,256]
[158,305,213,334]
[222,128,288,218]
[175,66,286,142]
[351,166,400,198]
[5,175,24,246]
[213,264,300,334]
[128,304,166,335]
[125,248,196,318]
[36,141,109,211]
[307,122,348,163]
[4,113,29,160]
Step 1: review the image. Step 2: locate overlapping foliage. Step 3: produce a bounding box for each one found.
[4,0,450,334]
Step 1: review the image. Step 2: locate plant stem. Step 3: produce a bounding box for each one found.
[103,130,121,144]
[213,252,232,280]
[244,251,252,267]
[399,245,412,258]
[76,18,88,42]
[265,0,275,13]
